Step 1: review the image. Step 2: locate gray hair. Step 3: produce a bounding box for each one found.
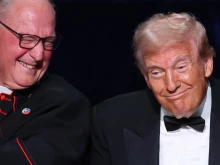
[133,12,215,72]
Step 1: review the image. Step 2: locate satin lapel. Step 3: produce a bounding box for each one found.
[123,123,160,165]
[209,113,220,165]
[123,89,161,165]
[209,78,220,165]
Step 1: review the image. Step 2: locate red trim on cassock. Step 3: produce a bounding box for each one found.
[0,109,7,115]
[13,96,16,111]
[16,138,33,165]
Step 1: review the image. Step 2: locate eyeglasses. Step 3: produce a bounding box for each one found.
[0,21,61,51]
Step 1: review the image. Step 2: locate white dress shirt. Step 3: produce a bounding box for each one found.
[159,85,211,165]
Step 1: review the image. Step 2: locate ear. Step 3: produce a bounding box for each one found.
[204,56,213,78]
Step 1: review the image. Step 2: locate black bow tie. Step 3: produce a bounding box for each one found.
[163,116,205,132]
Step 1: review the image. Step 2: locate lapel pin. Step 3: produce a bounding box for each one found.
[22,108,31,115]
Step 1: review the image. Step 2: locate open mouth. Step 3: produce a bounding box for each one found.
[19,61,36,69]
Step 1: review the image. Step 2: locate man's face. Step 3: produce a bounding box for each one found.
[0,1,55,89]
[143,41,213,118]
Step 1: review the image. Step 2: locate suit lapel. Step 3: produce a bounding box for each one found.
[208,78,220,165]
[209,113,220,165]
[123,124,160,165]
[123,89,161,165]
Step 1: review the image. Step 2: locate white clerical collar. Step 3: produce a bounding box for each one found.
[0,86,12,95]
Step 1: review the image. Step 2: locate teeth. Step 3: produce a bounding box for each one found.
[19,61,36,69]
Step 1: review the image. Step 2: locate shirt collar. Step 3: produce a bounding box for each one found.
[0,86,12,95]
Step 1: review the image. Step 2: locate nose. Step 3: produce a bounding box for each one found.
[165,70,180,92]
[29,41,44,61]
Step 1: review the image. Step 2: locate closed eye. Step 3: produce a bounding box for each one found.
[177,64,188,72]
[149,70,164,79]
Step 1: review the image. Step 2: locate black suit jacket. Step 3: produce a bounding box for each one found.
[89,78,220,165]
[0,73,91,165]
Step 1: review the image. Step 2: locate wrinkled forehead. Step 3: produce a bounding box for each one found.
[142,39,200,67]
[145,38,199,58]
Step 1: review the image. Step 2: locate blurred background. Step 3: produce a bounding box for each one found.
[50,0,220,105]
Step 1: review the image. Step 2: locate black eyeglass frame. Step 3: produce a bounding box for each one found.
[0,21,61,51]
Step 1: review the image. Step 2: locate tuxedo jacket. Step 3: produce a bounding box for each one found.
[89,78,220,165]
[0,73,91,165]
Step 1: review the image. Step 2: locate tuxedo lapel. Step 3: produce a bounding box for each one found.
[208,78,220,165]
[123,124,160,165]
[209,113,220,165]
[123,89,161,165]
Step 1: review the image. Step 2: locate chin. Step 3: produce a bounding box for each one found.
[15,79,38,89]
[172,109,195,119]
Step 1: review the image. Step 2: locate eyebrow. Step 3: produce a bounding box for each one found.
[172,55,191,65]
[145,54,191,70]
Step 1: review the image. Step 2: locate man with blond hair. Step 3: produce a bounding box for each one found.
[90,12,218,165]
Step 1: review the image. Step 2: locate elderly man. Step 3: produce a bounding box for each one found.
[89,12,218,165]
[0,0,91,164]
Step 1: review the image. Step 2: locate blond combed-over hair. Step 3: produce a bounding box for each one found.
[133,12,215,72]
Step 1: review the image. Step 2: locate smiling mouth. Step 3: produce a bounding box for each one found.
[19,61,36,69]
[164,89,189,99]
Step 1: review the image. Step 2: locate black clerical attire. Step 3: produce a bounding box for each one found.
[0,72,91,165]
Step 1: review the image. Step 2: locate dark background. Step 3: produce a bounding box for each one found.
[49,0,220,105]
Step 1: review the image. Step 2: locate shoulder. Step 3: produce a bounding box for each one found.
[94,88,153,119]
[38,72,90,106]
[96,89,149,107]
[210,77,220,87]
